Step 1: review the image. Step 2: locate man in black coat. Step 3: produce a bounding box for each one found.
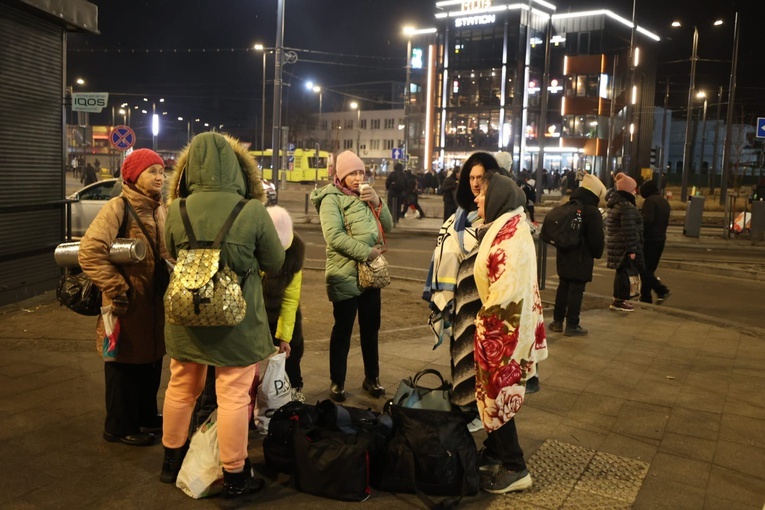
[639,180,671,303]
[385,163,407,217]
[550,173,606,336]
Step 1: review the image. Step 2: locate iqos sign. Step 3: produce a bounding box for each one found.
[72,92,109,113]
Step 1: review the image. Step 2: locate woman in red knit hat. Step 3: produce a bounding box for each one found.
[79,148,171,446]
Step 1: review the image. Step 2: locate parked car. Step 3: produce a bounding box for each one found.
[66,177,277,238]
[66,178,119,238]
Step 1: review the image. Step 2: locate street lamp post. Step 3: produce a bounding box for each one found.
[254,44,268,152]
[680,25,699,202]
[403,30,412,167]
[350,101,361,154]
[306,82,323,185]
[696,91,708,189]
[720,11,740,206]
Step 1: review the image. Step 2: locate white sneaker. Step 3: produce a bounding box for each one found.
[291,388,306,403]
[467,416,483,433]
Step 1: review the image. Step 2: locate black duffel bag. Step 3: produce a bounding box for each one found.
[291,399,392,502]
[378,404,479,502]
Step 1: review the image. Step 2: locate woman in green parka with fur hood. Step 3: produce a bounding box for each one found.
[160,132,284,505]
[310,150,393,403]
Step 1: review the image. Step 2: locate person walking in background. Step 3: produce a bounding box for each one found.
[549,173,606,336]
[310,150,393,402]
[263,205,307,402]
[160,132,284,506]
[472,172,547,494]
[385,162,406,217]
[518,175,537,223]
[424,152,504,433]
[81,162,98,186]
[78,148,169,447]
[639,179,671,304]
[440,167,459,221]
[606,172,644,312]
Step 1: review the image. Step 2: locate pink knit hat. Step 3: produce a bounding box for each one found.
[335,151,364,182]
[121,149,164,183]
[614,172,637,194]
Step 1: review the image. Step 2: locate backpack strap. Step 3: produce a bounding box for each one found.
[118,197,130,238]
[179,198,199,249]
[212,199,249,249]
[123,198,160,257]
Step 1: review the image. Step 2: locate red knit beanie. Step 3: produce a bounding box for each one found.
[121,149,164,183]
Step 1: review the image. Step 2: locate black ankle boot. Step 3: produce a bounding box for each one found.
[362,377,385,398]
[219,459,265,508]
[160,440,189,484]
[329,382,346,402]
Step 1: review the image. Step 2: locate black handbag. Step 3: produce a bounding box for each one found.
[56,198,130,315]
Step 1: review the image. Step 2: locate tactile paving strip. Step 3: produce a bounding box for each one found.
[486,439,649,509]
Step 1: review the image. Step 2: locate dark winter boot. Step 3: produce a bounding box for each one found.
[160,440,190,484]
[219,459,265,509]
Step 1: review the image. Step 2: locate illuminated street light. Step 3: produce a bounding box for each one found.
[254,43,269,152]
[350,101,361,152]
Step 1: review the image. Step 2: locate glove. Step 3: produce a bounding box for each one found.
[360,185,380,208]
[111,293,129,316]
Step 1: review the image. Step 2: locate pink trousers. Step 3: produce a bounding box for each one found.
[162,359,257,472]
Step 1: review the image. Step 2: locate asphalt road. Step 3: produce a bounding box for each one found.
[299,230,764,331]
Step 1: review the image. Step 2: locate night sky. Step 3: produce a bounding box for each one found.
[67,0,761,148]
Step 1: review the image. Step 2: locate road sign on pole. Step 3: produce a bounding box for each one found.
[756,117,765,139]
[392,148,402,160]
[109,125,136,151]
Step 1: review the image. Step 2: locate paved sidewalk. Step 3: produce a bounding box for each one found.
[1,277,764,508]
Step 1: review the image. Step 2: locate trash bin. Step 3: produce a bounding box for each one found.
[750,200,765,242]
[683,195,705,238]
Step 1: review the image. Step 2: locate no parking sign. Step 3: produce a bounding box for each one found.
[109,125,136,151]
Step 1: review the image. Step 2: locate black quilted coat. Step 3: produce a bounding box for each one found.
[606,190,644,269]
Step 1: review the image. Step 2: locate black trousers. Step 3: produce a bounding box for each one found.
[269,307,305,390]
[483,418,526,471]
[553,278,587,328]
[104,360,162,437]
[329,289,381,385]
[640,240,668,303]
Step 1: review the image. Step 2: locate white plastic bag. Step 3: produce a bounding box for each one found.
[176,411,223,499]
[254,352,292,433]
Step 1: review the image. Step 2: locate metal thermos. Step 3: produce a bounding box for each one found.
[54,238,147,267]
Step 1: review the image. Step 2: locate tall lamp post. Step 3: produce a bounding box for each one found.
[696,91,708,189]
[675,18,724,201]
[679,24,698,202]
[720,11,740,205]
[306,81,323,185]
[254,44,269,152]
[350,101,361,154]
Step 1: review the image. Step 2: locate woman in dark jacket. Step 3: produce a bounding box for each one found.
[606,173,643,312]
[550,173,606,336]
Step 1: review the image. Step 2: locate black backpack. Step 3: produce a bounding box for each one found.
[262,401,320,474]
[541,201,584,248]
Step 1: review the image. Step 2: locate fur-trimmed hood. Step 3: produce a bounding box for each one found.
[169,132,265,204]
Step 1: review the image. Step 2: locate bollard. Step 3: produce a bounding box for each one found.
[535,235,547,290]
[305,193,309,216]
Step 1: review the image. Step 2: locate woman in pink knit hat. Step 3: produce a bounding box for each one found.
[605,172,644,312]
[310,150,394,402]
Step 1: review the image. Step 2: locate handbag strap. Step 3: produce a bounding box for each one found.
[412,368,452,391]
[369,203,388,253]
[179,198,248,250]
[123,198,160,258]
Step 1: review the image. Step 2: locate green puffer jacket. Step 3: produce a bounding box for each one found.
[310,184,393,302]
[164,132,285,366]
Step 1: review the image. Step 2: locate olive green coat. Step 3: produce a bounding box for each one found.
[165,133,284,366]
[310,184,393,302]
